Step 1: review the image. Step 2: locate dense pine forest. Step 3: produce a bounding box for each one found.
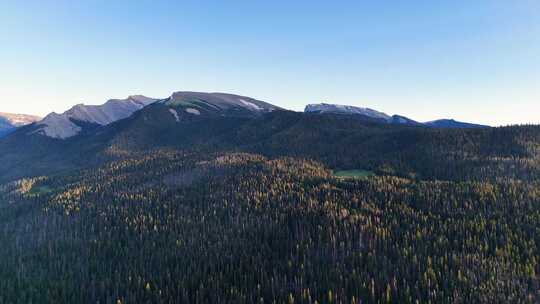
[1,147,540,303]
[3,0,540,301]
[2,109,540,303]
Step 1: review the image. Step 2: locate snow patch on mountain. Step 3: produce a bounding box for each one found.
[239,99,263,111]
[169,108,180,122]
[185,108,201,115]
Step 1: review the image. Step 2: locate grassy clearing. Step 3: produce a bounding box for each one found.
[333,169,375,179]
[28,185,53,196]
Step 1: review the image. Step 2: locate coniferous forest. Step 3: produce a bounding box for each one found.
[1,110,540,303]
[3,1,540,302]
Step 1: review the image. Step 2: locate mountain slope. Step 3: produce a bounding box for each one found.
[0,112,41,137]
[2,151,538,303]
[388,114,423,126]
[32,95,157,139]
[162,91,280,117]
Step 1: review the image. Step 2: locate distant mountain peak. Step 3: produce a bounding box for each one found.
[0,112,41,126]
[163,91,280,116]
[33,95,158,139]
[424,119,489,129]
[305,103,487,128]
[305,103,391,121]
[0,112,41,138]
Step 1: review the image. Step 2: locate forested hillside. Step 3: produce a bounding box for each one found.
[2,108,540,303]
[1,151,539,303]
[4,0,539,301]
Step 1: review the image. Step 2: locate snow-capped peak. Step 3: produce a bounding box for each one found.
[34,95,158,139]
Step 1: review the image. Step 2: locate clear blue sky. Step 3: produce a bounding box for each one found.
[1,0,539,125]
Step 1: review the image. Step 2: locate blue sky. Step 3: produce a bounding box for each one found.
[1,0,539,125]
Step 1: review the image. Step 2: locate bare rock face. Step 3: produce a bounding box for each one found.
[34,95,157,139]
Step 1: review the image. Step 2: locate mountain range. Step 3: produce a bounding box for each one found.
[4,92,486,140]
[304,103,488,128]
[0,91,491,182]
[10,92,281,140]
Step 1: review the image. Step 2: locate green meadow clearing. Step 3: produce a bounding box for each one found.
[333,169,375,178]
